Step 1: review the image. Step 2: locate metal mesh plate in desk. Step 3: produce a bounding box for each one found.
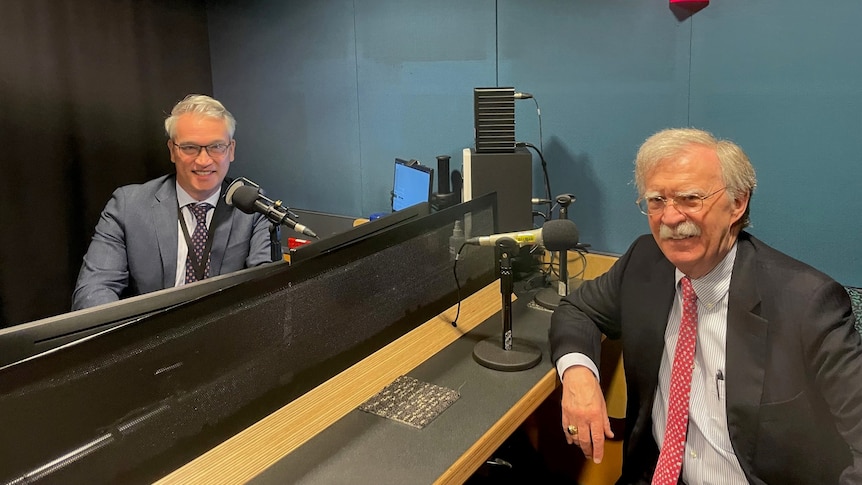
[358,375,460,429]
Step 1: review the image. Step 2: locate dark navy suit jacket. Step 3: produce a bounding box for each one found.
[73,174,274,310]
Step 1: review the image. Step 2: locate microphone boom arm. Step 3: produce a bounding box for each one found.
[225,177,318,239]
[248,193,318,238]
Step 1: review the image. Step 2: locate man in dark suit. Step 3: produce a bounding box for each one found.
[72,94,274,311]
[549,128,862,484]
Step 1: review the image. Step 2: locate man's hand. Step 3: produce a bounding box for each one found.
[561,365,614,463]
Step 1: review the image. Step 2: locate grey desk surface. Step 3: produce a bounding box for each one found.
[250,295,555,485]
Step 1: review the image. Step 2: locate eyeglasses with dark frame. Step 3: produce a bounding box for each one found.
[171,141,232,157]
[636,187,727,216]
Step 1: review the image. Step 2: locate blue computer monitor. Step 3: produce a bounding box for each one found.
[391,158,433,211]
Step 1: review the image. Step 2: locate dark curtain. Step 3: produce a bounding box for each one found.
[0,0,213,327]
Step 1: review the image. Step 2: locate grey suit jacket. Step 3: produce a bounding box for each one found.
[549,232,862,484]
[72,174,274,310]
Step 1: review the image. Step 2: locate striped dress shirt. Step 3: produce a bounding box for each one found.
[651,244,747,485]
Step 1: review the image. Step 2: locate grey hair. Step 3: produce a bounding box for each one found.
[633,128,757,228]
[164,94,236,139]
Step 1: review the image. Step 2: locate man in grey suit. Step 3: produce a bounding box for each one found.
[72,94,274,311]
[549,128,862,484]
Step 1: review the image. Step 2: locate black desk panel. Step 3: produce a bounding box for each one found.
[251,295,555,485]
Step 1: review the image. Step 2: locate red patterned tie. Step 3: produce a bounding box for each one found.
[185,203,213,283]
[652,276,698,485]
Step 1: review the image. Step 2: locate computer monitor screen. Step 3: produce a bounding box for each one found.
[392,159,433,211]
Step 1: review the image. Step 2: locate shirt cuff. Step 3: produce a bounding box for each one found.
[556,353,600,383]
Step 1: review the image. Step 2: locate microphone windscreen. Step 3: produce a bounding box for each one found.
[542,219,579,251]
[224,178,245,206]
[231,185,260,214]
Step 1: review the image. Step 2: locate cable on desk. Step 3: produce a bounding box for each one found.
[447,241,468,327]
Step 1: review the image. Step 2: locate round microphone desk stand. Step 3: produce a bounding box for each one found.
[473,238,542,372]
[535,194,576,310]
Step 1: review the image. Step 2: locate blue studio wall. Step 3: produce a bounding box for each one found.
[206,0,862,286]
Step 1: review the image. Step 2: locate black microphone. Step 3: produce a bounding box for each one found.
[465,219,579,251]
[225,180,318,239]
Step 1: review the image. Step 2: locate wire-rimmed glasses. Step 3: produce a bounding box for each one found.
[636,187,726,216]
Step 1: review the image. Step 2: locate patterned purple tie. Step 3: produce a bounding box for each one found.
[652,276,698,485]
[184,203,213,283]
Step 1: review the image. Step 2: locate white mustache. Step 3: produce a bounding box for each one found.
[660,221,701,239]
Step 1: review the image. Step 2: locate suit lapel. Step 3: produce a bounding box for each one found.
[208,184,233,276]
[629,247,677,451]
[641,254,677,383]
[724,235,768,474]
[153,178,179,289]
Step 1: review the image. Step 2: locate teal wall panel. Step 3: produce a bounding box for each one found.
[208,0,862,285]
[353,1,497,215]
[208,0,363,216]
[687,0,862,285]
[497,0,692,251]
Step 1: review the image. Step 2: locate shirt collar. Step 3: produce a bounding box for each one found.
[674,242,738,309]
[176,182,221,209]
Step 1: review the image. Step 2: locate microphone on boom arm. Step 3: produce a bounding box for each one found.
[225,177,318,239]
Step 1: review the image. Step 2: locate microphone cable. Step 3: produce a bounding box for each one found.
[515,93,551,220]
[540,246,589,282]
[531,96,545,156]
[517,141,553,221]
[515,93,544,155]
[446,241,469,328]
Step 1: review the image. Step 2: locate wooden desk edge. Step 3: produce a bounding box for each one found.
[435,369,559,485]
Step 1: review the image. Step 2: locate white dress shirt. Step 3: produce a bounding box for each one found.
[174,184,221,286]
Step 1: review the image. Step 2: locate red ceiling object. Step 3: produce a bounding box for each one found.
[670,0,709,19]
